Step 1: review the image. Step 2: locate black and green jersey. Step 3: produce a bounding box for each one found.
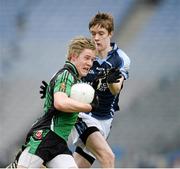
[29,61,81,142]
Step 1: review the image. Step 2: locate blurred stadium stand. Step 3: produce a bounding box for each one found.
[0,0,180,167]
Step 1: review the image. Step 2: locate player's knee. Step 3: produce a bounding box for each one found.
[99,149,115,165]
[106,150,115,163]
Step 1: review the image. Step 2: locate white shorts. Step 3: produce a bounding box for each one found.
[68,112,113,160]
[18,147,78,168]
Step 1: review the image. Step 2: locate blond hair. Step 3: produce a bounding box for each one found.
[89,12,114,34]
[67,36,96,60]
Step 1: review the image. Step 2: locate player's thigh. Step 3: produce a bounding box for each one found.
[85,131,113,159]
[46,154,78,168]
[17,147,43,168]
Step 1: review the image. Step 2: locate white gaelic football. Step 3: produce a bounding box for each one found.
[70,83,95,103]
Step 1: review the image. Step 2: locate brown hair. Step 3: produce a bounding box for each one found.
[67,36,96,60]
[89,12,114,34]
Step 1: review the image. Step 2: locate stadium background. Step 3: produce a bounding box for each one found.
[0,0,180,167]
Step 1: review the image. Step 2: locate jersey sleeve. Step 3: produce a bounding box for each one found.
[117,49,131,80]
[54,70,74,97]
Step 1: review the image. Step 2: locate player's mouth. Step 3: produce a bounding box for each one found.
[95,42,101,47]
[83,67,90,72]
[82,67,91,75]
[95,43,103,49]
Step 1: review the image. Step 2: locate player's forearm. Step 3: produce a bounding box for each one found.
[54,92,92,113]
[56,98,92,113]
[108,76,124,95]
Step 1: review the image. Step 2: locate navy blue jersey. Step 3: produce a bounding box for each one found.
[84,43,130,119]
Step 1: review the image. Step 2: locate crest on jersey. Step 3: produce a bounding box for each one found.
[34,130,43,140]
[60,82,66,91]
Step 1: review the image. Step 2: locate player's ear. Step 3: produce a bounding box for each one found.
[109,31,113,38]
[69,54,77,61]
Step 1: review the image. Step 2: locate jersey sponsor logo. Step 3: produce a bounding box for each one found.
[88,69,95,74]
[98,81,108,91]
[96,67,105,71]
[60,82,66,90]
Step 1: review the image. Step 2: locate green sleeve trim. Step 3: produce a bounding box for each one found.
[54,70,74,97]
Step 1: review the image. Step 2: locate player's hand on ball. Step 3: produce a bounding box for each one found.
[106,67,122,84]
[39,80,48,99]
[90,93,99,112]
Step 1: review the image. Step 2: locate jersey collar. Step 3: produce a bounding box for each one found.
[64,61,79,77]
[108,42,118,55]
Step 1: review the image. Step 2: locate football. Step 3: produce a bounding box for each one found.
[70,83,95,103]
